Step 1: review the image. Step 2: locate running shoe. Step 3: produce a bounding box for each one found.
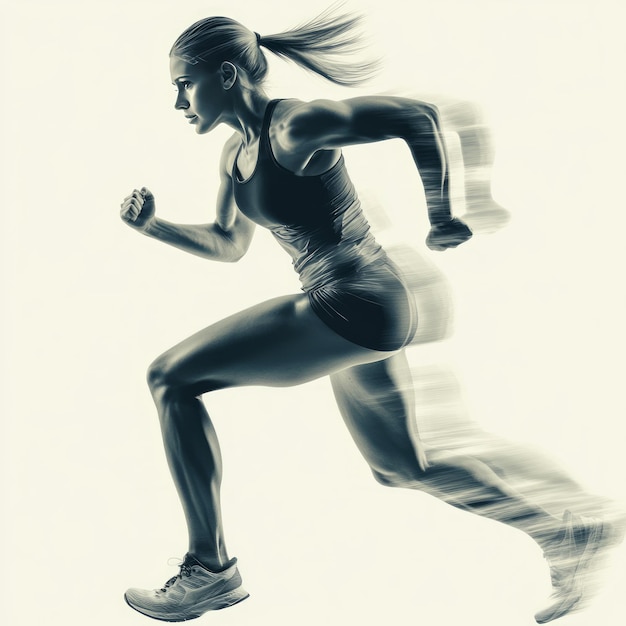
[534,510,605,623]
[125,554,249,622]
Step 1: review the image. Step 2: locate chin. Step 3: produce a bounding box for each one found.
[196,117,222,135]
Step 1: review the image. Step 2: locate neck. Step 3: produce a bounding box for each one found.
[223,87,271,146]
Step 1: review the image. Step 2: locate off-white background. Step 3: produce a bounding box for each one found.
[1,1,624,625]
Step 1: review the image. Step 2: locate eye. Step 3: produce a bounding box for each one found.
[173,81,192,93]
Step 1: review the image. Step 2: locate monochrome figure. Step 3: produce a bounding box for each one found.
[120,8,622,623]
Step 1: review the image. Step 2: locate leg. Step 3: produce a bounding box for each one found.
[381,245,615,519]
[146,293,390,570]
[331,352,624,622]
[412,363,615,519]
[331,351,564,547]
[126,293,394,620]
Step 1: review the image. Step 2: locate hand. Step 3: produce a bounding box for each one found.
[120,187,156,231]
[426,217,473,251]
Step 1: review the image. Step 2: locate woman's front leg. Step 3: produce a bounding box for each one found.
[145,293,389,569]
[147,383,229,571]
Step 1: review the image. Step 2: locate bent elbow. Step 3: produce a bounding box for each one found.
[411,99,439,121]
[225,247,247,263]
[223,238,252,263]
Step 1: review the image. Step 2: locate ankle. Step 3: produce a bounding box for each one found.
[188,552,233,572]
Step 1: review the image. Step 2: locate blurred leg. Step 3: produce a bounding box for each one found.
[331,351,563,548]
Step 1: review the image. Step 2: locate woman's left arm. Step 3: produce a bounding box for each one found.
[283,96,472,250]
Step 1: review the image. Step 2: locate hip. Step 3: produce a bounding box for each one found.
[306,259,418,352]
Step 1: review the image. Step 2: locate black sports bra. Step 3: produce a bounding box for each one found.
[233,99,348,231]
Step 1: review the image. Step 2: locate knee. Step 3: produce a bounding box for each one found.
[146,352,179,398]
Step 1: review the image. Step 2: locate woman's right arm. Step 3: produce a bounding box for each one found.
[120,137,255,263]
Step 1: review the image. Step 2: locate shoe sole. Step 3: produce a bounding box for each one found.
[124,587,250,622]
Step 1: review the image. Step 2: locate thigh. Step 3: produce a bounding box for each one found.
[330,350,423,480]
[152,293,392,395]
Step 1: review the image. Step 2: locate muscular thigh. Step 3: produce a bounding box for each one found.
[151,293,392,395]
[330,352,422,479]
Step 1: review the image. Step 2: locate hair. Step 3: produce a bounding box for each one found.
[170,4,380,87]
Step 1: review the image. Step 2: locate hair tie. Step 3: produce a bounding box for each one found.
[254,32,262,45]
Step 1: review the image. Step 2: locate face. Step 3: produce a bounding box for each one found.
[169,56,227,134]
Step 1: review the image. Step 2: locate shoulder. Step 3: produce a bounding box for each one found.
[276,99,354,147]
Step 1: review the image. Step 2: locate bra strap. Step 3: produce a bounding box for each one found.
[259,99,283,156]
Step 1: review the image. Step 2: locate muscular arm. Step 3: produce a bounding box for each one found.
[123,136,255,262]
[143,212,254,263]
[282,97,470,243]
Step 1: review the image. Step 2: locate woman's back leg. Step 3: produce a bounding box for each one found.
[330,350,563,546]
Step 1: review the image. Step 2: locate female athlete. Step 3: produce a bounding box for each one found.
[120,8,621,623]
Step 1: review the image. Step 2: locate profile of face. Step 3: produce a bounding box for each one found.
[169,56,232,134]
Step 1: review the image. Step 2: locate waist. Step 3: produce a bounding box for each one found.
[272,230,386,292]
[300,250,391,293]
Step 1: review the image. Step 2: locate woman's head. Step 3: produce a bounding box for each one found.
[169,18,266,135]
[170,17,269,82]
[169,7,379,134]
[169,7,379,89]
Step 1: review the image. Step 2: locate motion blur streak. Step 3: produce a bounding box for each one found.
[369,238,624,622]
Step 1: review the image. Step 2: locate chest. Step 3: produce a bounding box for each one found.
[233,157,330,229]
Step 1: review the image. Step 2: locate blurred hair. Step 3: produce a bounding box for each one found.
[170,4,379,87]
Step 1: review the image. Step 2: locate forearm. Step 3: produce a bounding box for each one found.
[355,99,453,224]
[403,108,453,226]
[392,104,471,249]
[143,218,245,262]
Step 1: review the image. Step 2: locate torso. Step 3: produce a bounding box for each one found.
[229,99,417,352]
[231,99,340,179]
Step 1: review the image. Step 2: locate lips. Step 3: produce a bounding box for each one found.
[185,115,198,124]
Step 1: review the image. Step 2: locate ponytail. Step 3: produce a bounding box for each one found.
[170,4,379,88]
[258,5,380,87]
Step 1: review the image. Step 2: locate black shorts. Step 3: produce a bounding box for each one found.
[307,259,418,352]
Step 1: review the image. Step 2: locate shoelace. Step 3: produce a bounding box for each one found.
[160,558,193,592]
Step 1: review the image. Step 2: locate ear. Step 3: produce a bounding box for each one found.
[220,62,238,90]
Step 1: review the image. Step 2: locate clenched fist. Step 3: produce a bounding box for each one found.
[120,187,156,231]
[426,217,473,251]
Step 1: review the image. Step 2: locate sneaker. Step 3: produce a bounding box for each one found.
[124,554,249,622]
[534,510,605,623]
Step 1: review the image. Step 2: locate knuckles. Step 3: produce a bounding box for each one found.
[119,189,152,226]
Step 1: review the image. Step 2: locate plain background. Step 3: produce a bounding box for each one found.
[1,1,625,625]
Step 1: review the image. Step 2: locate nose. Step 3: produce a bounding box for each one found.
[174,91,189,110]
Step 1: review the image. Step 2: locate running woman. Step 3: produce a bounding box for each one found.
[120,8,622,623]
